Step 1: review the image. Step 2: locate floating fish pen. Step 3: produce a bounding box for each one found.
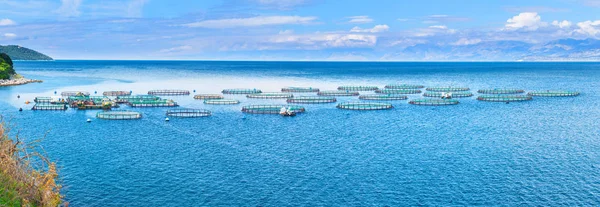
[375,89,422,94]
[246,92,293,99]
[89,96,111,103]
[96,110,142,120]
[384,84,425,89]
[337,86,379,91]
[114,95,160,103]
[409,99,459,106]
[336,102,393,110]
[241,105,305,114]
[281,87,320,93]
[103,91,131,96]
[477,95,532,102]
[204,99,240,105]
[129,99,178,107]
[359,94,408,100]
[193,94,224,100]
[477,89,524,94]
[317,90,359,96]
[527,90,580,97]
[423,91,473,98]
[61,91,90,97]
[166,109,211,118]
[148,89,190,96]
[32,103,67,111]
[34,97,52,103]
[67,95,90,103]
[222,88,262,94]
[426,87,470,92]
[286,96,336,104]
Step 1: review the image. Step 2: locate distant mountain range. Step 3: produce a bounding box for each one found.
[0,45,52,60]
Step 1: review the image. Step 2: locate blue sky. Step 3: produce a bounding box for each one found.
[1,0,600,60]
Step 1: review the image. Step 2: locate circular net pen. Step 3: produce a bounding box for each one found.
[148,89,190,96]
[204,99,240,105]
[247,92,293,99]
[129,99,178,107]
[166,109,211,118]
[423,91,473,98]
[317,90,359,96]
[287,96,336,104]
[222,88,262,94]
[32,104,67,110]
[61,91,90,97]
[359,94,407,100]
[337,102,393,110]
[337,86,379,91]
[477,95,532,102]
[242,105,305,114]
[477,89,524,94]
[96,111,142,120]
[426,87,470,92]
[103,91,132,96]
[409,99,459,106]
[527,91,580,97]
[375,89,422,94]
[384,84,425,89]
[281,87,320,93]
[194,94,224,100]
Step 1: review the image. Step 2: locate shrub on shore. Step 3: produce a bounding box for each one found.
[0,53,16,80]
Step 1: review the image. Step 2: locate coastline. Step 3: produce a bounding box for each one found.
[0,76,43,86]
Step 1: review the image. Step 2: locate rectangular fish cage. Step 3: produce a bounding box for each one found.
[103,91,132,96]
[423,91,473,98]
[32,103,68,110]
[61,91,90,97]
[337,86,379,91]
[317,90,359,96]
[89,96,111,103]
[204,99,240,105]
[527,91,580,97]
[166,109,211,118]
[148,89,190,96]
[375,89,422,94]
[67,95,90,103]
[247,92,293,99]
[337,102,393,110]
[359,94,408,100]
[115,95,160,103]
[409,99,459,106]
[34,97,52,103]
[426,87,470,92]
[287,96,336,104]
[281,87,320,93]
[194,94,224,99]
[241,105,305,114]
[96,111,142,120]
[222,88,262,94]
[384,84,425,89]
[477,95,532,102]
[477,89,524,94]
[129,99,178,107]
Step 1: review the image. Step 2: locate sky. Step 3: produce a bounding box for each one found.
[1,0,600,60]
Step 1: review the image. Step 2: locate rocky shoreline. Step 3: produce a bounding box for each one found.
[0,77,43,86]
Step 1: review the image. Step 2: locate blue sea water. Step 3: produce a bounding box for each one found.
[1,61,600,206]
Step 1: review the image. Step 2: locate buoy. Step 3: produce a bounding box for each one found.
[165,117,170,122]
[18,108,22,112]
[17,95,20,99]
[193,90,196,93]
[94,91,97,94]
[25,101,30,104]
[86,119,92,123]
[54,91,57,94]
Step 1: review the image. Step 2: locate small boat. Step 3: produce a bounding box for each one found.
[279,107,296,117]
[441,92,453,99]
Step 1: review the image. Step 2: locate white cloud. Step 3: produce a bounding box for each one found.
[253,0,309,10]
[575,20,600,36]
[126,0,148,18]
[347,16,373,24]
[279,30,294,34]
[552,20,572,28]
[350,24,389,33]
[505,12,547,31]
[452,38,482,46]
[54,0,82,17]
[183,16,317,28]
[412,25,456,37]
[429,25,447,29]
[0,19,16,26]
[4,33,16,38]
[269,33,378,49]
[397,18,410,22]
[159,45,193,53]
[424,15,470,24]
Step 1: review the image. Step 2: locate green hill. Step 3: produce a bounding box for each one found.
[0,53,15,79]
[0,45,52,60]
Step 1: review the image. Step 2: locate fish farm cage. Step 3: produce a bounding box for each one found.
[129,99,178,107]
[317,90,360,96]
[375,89,422,94]
[204,99,240,105]
[337,86,379,91]
[527,91,580,97]
[477,89,524,94]
[96,111,142,120]
[426,87,470,92]
[384,84,425,89]
[32,103,68,110]
[166,109,212,118]
[34,97,52,103]
[115,95,160,103]
[103,91,132,96]
[409,99,459,106]
[61,91,90,97]
[222,88,262,94]
[286,96,336,104]
[193,94,224,99]
[246,92,293,99]
[359,94,408,100]
[477,95,533,102]
[148,89,190,96]
[241,105,305,114]
[336,102,393,110]
[423,91,473,98]
[281,87,320,93]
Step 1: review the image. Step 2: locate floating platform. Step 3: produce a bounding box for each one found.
[115,95,160,103]
[34,97,52,103]
[426,87,470,92]
[61,91,90,97]
[241,105,305,114]
[317,90,359,96]
[193,94,224,100]
[337,102,393,110]
[423,91,473,98]
[337,86,379,91]
[166,109,211,118]
[375,89,422,94]
[32,103,67,110]
[359,94,408,100]
[103,91,131,96]
[477,89,524,94]
[384,84,424,89]
[222,88,262,94]
[281,87,320,93]
[247,92,293,99]
[96,110,142,120]
[527,90,580,97]
[409,99,459,106]
[148,89,190,96]
[477,95,532,102]
[287,96,336,104]
[129,99,178,107]
[204,99,240,105]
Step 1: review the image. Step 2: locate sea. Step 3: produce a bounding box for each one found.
[1,61,599,206]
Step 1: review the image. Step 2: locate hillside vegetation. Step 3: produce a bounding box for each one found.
[0,53,16,80]
[0,45,52,61]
